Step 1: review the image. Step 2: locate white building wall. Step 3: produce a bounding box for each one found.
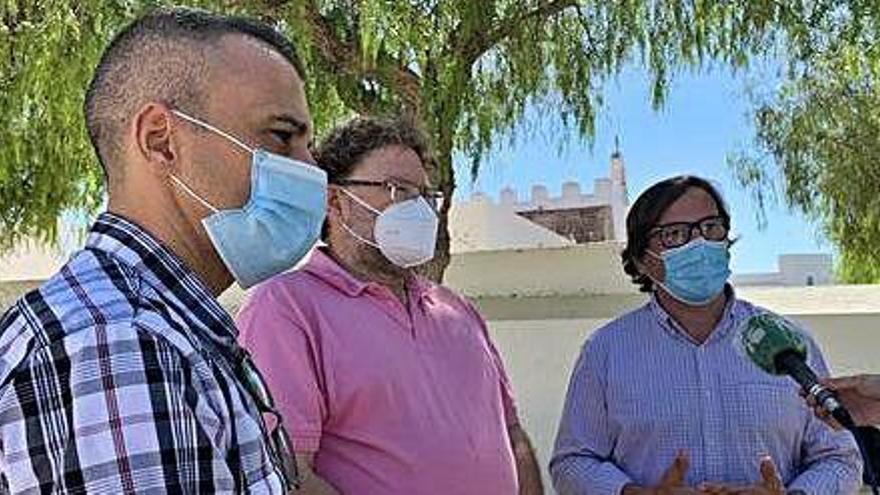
[609,155,629,242]
[593,178,612,204]
[779,254,834,286]
[734,254,835,287]
[469,150,630,241]
[0,241,66,282]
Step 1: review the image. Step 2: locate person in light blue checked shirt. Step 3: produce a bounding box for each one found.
[550,175,862,495]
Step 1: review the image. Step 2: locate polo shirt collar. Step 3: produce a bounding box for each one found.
[304,248,432,300]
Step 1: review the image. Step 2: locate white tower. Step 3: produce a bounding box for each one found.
[610,136,629,241]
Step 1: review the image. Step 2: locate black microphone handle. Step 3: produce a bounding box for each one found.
[774,350,852,425]
[775,350,819,389]
[775,351,879,492]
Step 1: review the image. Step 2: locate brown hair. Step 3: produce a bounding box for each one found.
[315,116,432,183]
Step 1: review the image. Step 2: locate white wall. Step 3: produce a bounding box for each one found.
[0,242,65,282]
[486,318,603,489]
[733,254,834,287]
[445,243,631,298]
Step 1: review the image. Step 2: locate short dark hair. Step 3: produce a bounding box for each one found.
[84,7,305,180]
[621,175,732,292]
[315,116,433,239]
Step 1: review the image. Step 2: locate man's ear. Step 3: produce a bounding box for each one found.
[132,103,176,177]
[326,185,348,220]
[637,250,664,281]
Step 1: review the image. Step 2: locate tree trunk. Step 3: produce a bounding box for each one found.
[418,148,456,283]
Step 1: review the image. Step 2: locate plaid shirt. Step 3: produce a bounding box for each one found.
[0,213,287,494]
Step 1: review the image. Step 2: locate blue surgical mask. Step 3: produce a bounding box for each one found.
[170,110,327,289]
[648,238,731,306]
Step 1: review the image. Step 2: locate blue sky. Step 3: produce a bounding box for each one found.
[453,65,829,275]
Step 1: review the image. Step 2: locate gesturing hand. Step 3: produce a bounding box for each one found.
[623,451,704,495]
[699,456,784,495]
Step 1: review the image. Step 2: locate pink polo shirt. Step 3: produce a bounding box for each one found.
[237,249,519,494]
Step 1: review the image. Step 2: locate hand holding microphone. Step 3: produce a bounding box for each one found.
[805,374,880,429]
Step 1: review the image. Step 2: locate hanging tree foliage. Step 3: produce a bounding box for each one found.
[2,0,869,279]
[729,2,880,283]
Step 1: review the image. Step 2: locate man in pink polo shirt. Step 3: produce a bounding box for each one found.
[237,117,543,494]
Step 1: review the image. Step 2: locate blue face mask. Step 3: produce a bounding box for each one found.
[648,238,731,306]
[170,110,327,289]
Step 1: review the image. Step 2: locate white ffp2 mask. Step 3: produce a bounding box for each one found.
[339,189,438,268]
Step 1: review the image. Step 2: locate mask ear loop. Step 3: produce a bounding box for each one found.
[641,250,666,295]
[167,109,256,214]
[171,109,255,154]
[334,186,382,248]
[338,187,383,215]
[170,175,219,214]
[339,222,380,249]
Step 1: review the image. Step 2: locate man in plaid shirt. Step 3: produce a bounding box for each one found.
[0,7,326,493]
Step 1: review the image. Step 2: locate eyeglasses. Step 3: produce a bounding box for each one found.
[649,215,729,249]
[238,354,300,490]
[335,178,445,210]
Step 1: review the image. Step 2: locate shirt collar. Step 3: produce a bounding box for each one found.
[648,284,738,345]
[86,212,240,345]
[304,248,432,300]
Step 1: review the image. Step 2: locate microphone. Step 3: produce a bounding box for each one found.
[738,312,879,494]
[738,313,855,429]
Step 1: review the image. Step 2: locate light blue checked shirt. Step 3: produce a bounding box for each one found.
[0,213,287,493]
[550,290,862,495]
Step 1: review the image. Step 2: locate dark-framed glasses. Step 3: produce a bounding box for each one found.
[335,178,445,210]
[238,355,300,490]
[649,215,729,249]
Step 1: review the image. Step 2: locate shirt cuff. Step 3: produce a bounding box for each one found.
[611,476,635,495]
[552,457,633,495]
[786,465,858,495]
